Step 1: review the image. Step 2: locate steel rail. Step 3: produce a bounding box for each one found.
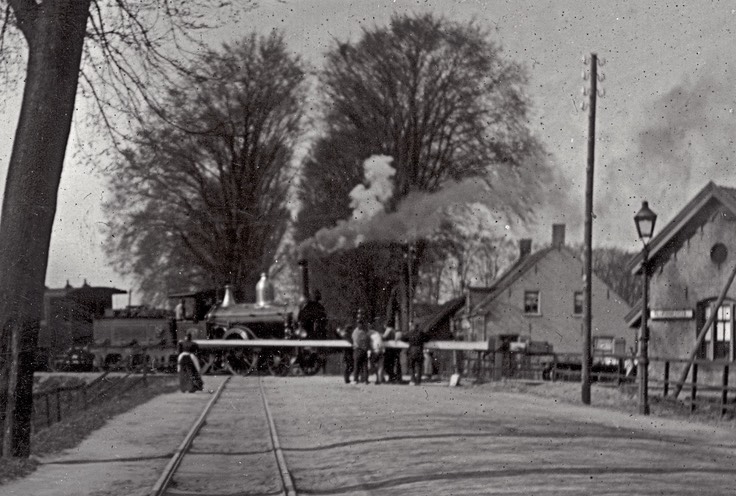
[259,376,297,496]
[149,376,231,496]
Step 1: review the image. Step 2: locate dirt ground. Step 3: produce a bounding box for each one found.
[2,375,735,495]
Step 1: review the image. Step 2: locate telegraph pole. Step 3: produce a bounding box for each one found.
[582,53,599,405]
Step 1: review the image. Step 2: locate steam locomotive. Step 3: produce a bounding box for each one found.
[204,260,326,376]
[89,261,326,375]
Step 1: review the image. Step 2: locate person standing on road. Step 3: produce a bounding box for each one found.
[368,324,385,384]
[337,325,354,384]
[352,310,370,384]
[177,333,203,392]
[382,326,402,383]
[405,324,429,386]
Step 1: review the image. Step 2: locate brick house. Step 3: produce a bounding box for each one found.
[457,225,633,357]
[626,182,736,382]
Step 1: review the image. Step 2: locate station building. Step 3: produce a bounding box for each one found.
[626,182,736,382]
[454,225,633,359]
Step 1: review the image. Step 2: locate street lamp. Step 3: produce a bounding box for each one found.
[634,200,657,415]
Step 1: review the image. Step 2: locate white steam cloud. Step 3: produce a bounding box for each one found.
[348,155,395,220]
[300,153,561,254]
[596,73,736,248]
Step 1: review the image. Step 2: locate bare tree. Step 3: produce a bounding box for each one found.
[0,0,249,458]
[297,13,551,329]
[104,33,307,302]
[592,247,641,306]
[298,13,545,237]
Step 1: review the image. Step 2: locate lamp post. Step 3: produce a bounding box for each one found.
[634,200,657,415]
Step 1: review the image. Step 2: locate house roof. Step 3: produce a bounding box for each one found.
[469,246,559,315]
[68,286,127,296]
[416,296,466,339]
[628,182,736,275]
[624,300,642,328]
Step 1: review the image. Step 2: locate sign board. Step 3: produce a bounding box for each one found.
[650,309,693,320]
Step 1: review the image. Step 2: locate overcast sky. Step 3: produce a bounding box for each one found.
[1,0,735,303]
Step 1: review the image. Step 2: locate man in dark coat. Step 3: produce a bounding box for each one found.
[382,326,402,383]
[336,326,354,383]
[405,325,429,386]
[297,289,328,339]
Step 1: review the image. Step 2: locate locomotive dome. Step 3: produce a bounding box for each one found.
[207,273,298,326]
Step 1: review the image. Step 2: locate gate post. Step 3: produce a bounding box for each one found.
[690,363,698,413]
[721,364,729,416]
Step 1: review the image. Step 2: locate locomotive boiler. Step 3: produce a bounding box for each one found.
[203,260,327,376]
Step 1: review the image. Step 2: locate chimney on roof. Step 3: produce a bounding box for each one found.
[519,239,532,260]
[552,224,566,249]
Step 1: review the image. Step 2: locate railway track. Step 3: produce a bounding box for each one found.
[150,376,297,496]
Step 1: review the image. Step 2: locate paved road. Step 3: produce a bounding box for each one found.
[3,375,736,495]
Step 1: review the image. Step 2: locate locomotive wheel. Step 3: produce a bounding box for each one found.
[224,327,258,376]
[266,349,292,377]
[298,350,324,376]
[225,349,258,376]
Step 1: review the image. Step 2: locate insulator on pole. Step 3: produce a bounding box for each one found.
[597,73,606,82]
[580,101,587,111]
[582,87,588,96]
[597,88,606,98]
[582,70,589,80]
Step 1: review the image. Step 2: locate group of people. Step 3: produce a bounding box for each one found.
[338,309,429,386]
[175,290,434,390]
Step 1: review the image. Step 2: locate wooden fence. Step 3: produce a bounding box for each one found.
[651,357,735,415]
[32,368,150,432]
[541,353,735,415]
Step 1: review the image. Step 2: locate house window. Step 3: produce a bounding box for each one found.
[699,302,733,360]
[706,304,732,360]
[573,291,584,315]
[593,336,614,354]
[524,291,540,314]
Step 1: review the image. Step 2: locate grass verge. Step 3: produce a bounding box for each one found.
[0,375,178,485]
[479,379,736,428]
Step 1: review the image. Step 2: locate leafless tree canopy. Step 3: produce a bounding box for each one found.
[104,32,307,302]
[297,13,547,242]
[0,0,252,458]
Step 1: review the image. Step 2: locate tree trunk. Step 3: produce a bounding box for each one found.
[0,0,90,458]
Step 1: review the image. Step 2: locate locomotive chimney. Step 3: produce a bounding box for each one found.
[298,259,310,302]
[221,284,236,308]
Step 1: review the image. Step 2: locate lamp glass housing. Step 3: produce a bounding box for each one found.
[635,201,657,243]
